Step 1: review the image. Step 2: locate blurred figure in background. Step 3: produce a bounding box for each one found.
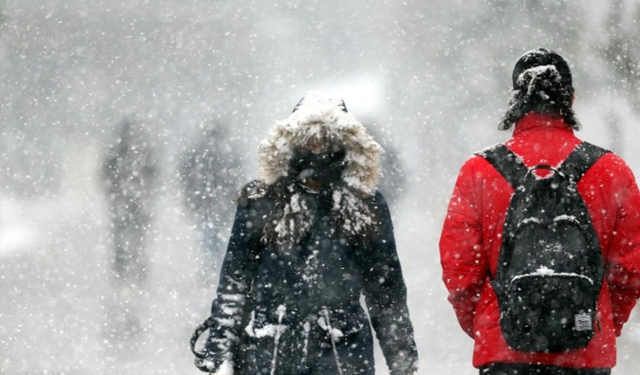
[178,120,243,282]
[102,118,158,287]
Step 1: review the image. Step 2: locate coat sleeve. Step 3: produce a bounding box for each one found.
[360,191,418,375]
[439,157,487,338]
[203,183,265,371]
[604,158,640,336]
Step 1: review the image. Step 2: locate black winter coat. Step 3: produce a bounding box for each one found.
[204,182,418,375]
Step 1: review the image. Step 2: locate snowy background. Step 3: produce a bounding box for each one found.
[1,0,640,374]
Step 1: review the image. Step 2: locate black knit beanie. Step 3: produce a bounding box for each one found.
[499,48,580,130]
[512,48,573,92]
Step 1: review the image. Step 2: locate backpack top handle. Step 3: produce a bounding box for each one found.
[477,142,610,189]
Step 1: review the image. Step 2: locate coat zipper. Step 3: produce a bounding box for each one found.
[322,307,344,375]
[270,305,287,375]
[301,321,311,368]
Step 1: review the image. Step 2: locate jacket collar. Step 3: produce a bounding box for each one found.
[513,112,574,137]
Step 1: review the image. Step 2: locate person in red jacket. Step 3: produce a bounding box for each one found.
[440,48,640,375]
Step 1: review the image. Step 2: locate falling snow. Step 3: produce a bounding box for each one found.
[1,1,640,375]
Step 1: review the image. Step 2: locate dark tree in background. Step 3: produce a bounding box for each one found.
[600,0,640,155]
[603,0,640,109]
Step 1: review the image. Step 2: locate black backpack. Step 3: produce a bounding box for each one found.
[478,142,609,352]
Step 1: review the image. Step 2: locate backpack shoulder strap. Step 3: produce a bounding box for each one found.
[476,144,529,189]
[559,142,610,182]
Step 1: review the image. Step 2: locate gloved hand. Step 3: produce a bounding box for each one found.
[203,357,233,375]
[195,353,224,373]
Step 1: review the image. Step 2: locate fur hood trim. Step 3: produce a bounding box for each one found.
[258,91,383,197]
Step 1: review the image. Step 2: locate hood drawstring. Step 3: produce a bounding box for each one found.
[270,305,287,375]
[321,307,345,375]
[301,321,311,368]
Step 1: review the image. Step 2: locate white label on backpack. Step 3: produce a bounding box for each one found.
[575,313,592,331]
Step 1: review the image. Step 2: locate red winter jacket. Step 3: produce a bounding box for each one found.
[440,112,640,369]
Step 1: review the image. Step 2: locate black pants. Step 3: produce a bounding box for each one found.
[480,363,611,375]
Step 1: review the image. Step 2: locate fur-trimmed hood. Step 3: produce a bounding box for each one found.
[258,91,383,197]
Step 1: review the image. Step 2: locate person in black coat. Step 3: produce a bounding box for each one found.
[195,91,418,375]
